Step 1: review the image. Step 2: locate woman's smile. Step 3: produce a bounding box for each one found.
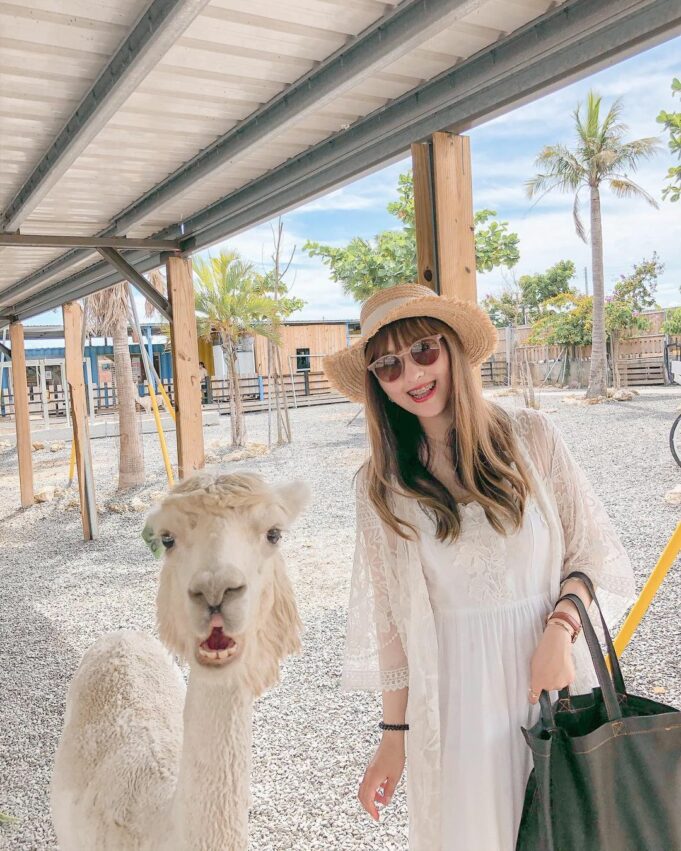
[406,380,437,402]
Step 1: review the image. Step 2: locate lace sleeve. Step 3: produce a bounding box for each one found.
[548,418,636,626]
[341,469,409,693]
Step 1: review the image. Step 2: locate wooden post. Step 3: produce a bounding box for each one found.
[166,255,204,477]
[63,301,96,540]
[432,132,477,302]
[411,142,437,289]
[412,132,480,385]
[411,132,477,303]
[9,322,33,507]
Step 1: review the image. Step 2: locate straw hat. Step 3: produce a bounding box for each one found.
[323,283,497,403]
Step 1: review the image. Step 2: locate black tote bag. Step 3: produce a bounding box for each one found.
[516,570,681,851]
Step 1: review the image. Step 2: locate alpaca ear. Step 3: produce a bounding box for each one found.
[142,505,164,559]
[248,561,302,697]
[274,480,311,525]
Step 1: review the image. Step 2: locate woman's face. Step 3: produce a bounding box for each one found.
[372,334,452,421]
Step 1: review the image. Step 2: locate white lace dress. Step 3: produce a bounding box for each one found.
[342,410,636,851]
[416,499,552,850]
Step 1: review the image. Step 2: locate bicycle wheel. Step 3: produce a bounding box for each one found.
[670,413,681,468]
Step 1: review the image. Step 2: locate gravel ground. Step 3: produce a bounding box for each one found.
[0,388,679,850]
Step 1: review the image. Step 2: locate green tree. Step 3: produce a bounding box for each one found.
[657,78,681,202]
[528,293,593,347]
[304,170,519,301]
[482,285,525,328]
[254,270,305,319]
[526,91,660,398]
[194,250,280,447]
[519,260,577,318]
[612,254,662,311]
[482,260,577,328]
[662,307,681,336]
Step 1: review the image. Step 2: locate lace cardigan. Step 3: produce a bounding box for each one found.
[342,407,636,694]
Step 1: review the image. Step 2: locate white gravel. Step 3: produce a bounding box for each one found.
[0,388,679,850]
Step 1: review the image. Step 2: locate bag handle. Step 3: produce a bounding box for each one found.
[560,570,626,695]
[542,594,623,723]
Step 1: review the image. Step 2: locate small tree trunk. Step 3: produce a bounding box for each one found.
[611,333,621,389]
[587,184,608,398]
[223,337,246,447]
[112,312,144,490]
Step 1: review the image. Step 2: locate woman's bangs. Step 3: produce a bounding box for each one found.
[366,316,443,362]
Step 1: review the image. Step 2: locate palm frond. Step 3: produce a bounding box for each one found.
[144,269,166,318]
[597,96,627,146]
[526,151,584,201]
[608,177,659,208]
[193,249,283,345]
[85,283,129,336]
[607,137,663,174]
[572,189,587,243]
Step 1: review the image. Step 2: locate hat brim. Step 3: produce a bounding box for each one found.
[323,295,497,403]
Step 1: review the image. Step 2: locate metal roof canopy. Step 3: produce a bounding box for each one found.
[1,0,679,328]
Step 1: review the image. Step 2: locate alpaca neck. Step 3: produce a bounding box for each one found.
[171,672,253,850]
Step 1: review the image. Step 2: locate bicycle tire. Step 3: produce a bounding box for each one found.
[670,413,681,468]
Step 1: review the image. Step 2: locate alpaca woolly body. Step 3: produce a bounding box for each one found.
[51,631,185,850]
[51,473,307,851]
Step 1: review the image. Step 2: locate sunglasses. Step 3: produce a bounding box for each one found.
[367,335,443,383]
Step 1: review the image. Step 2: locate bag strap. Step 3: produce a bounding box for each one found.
[559,593,623,720]
[560,570,626,695]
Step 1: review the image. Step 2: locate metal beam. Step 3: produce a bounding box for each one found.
[7,0,681,322]
[96,248,172,322]
[0,0,211,234]
[1,0,481,300]
[0,233,181,251]
[0,342,11,360]
[177,0,681,253]
[109,0,481,235]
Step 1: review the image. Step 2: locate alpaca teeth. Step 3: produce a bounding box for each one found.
[197,643,238,662]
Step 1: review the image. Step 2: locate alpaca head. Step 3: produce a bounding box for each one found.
[143,472,308,695]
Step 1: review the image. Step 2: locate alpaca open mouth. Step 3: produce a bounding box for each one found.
[197,627,240,666]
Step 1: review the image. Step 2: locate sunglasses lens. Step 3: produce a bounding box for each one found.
[411,338,440,366]
[374,357,402,383]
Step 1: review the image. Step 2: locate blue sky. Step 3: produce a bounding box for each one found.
[210,34,681,321]
[30,34,680,330]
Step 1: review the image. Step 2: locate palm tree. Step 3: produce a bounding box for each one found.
[194,250,280,447]
[85,284,145,490]
[526,91,661,398]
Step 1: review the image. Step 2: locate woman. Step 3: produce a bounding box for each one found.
[323,284,635,851]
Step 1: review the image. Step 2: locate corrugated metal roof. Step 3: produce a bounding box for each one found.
[1,0,679,321]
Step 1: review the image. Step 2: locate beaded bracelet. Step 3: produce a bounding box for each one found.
[379,721,409,731]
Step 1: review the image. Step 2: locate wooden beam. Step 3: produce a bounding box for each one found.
[0,233,180,250]
[166,256,204,477]
[431,132,477,303]
[8,322,33,507]
[63,301,96,540]
[411,142,438,291]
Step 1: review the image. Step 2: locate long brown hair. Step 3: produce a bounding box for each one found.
[363,316,530,542]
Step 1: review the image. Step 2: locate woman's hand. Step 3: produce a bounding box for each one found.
[528,623,576,704]
[358,734,406,821]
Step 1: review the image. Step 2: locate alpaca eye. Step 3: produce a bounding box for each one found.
[161,533,175,550]
[266,528,281,545]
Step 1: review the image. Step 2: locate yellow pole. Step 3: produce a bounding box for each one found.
[148,380,174,487]
[156,380,176,423]
[613,520,681,657]
[68,438,76,486]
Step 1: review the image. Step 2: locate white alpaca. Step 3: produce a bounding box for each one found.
[51,472,307,851]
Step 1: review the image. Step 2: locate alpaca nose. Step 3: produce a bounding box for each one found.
[188,569,247,610]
